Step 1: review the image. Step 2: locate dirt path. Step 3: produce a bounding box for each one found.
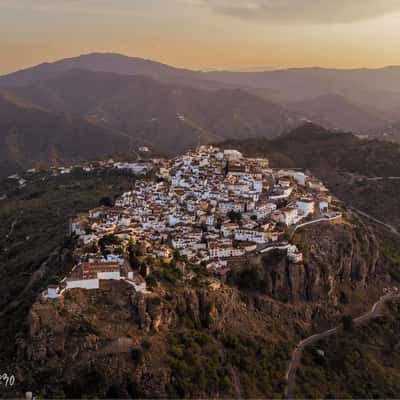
[351,207,400,237]
[284,292,400,399]
[5,211,22,240]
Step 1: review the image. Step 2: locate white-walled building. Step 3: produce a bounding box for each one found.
[235,229,267,244]
[272,208,299,226]
[224,149,243,161]
[296,198,315,217]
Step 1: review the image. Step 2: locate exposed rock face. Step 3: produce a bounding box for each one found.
[260,218,383,305]
[15,281,256,398]
[12,214,397,399]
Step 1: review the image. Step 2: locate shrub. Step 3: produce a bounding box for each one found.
[131,347,143,363]
[342,315,354,332]
[145,275,157,289]
[99,196,113,207]
[141,340,152,349]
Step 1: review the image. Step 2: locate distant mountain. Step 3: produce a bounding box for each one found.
[206,68,400,126]
[0,53,217,90]
[2,53,400,177]
[5,69,299,156]
[206,67,400,101]
[226,122,400,176]
[1,53,400,135]
[2,53,400,110]
[0,92,130,177]
[288,93,386,133]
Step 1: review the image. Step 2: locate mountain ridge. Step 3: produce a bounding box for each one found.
[0,68,300,175]
[0,92,131,177]
[2,53,399,137]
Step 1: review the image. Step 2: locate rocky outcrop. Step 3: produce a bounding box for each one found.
[13,215,397,399]
[15,281,256,398]
[260,218,383,305]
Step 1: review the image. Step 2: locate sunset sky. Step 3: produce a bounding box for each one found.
[1,0,400,74]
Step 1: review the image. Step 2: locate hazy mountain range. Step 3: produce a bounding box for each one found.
[1,53,400,176]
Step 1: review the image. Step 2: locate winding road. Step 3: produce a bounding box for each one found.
[284,291,400,399]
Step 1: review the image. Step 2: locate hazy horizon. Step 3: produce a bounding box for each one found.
[1,0,400,75]
[2,51,400,77]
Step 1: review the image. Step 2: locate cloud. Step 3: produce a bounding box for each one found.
[0,0,141,15]
[188,0,400,23]
[2,0,400,23]
[0,0,110,10]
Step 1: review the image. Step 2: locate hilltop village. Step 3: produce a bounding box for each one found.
[46,145,342,298]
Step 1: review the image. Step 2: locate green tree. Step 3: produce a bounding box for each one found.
[342,315,354,332]
[227,210,242,223]
[99,196,113,207]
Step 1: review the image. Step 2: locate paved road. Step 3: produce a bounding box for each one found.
[284,292,400,399]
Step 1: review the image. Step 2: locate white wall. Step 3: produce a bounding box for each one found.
[297,201,314,216]
[97,271,121,280]
[47,288,59,299]
[67,279,99,290]
[126,280,147,292]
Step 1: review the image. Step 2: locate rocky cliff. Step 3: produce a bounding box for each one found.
[11,214,399,399]
[14,281,291,398]
[263,216,382,304]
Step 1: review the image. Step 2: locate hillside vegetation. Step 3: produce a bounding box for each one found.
[0,168,135,381]
[296,300,400,398]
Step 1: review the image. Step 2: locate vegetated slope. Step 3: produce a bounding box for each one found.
[0,169,135,394]
[295,300,400,399]
[0,92,130,177]
[288,93,386,133]
[222,123,400,229]
[16,283,292,399]
[7,69,298,156]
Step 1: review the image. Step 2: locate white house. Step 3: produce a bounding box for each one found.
[296,198,315,217]
[272,208,298,226]
[208,243,245,258]
[224,149,243,161]
[67,279,100,290]
[255,203,277,219]
[235,229,267,244]
[221,223,239,237]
